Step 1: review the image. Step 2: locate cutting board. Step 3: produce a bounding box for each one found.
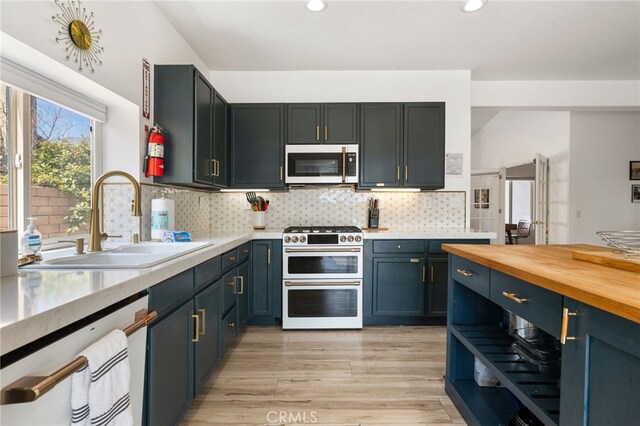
[572,250,640,273]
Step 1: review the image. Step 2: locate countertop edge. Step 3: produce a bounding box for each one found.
[442,244,640,324]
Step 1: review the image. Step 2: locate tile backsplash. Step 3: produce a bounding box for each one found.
[103,184,466,240]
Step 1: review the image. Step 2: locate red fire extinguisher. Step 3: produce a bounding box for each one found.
[144,125,166,177]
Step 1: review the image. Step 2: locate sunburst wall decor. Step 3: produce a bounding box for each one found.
[52,0,104,72]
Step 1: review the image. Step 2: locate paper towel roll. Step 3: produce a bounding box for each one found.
[151,198,175,240]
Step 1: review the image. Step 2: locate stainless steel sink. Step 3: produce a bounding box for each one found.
[23,241,213,270]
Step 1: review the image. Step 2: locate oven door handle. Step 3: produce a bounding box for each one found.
[284,248,362,253]
[284,281,361,287]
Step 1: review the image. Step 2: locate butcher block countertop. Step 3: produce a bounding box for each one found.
[442,244,640,324]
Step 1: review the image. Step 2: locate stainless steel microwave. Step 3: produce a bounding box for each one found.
[285,144,358,184]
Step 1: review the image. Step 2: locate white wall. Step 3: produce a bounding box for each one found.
[569,112,640,245]
[471,111,571,243]
[210,70,472,225]
[0,1,209,181]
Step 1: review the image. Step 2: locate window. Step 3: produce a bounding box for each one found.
[1,82,95,242]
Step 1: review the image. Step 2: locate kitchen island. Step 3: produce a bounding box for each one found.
[442,244,640,426]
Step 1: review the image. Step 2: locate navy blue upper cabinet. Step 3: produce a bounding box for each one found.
[359,104,403,188]
[287,104,322,144]
[230,104,286,189]
[286,103,358,144]
[560,298,640,425]
[154,65,222,189]
[359,102,445,189]
[403,103,445,189]
[212,92,228,187]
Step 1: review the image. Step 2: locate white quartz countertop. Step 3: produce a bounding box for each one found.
[0,227,493,355]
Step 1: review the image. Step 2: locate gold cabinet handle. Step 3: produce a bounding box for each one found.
[456,268,473,277]
[267,248,271,264]
[422,266,426,283]
[216,160,220,177]
[324,126,328,141]
[405,165,408,181]
[280,166,283,182]
[198,308,206,335]
[410,258,419,263]
[229,256,236,261]
[237,276,245,294]
[430,266,435,283]
[211,159,216,177]
[243,249,249,254]
[397,165,400,181]
[316,126,320,141]
[192,314,200,342]
[560,307,577,344]
[227,322,236,328]
[397,245,401,249]
[502,291,527,304]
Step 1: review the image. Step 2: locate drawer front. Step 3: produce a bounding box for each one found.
[237,242,251,263]
[149,269,194,315]
[491,271,562,338]
[222,248,239,270]
[373,240,424,254]
[428,239,488,254]
[222,269,237,315]
[221,305,238,358]
[450,256,490,298]
[194,255,222,291]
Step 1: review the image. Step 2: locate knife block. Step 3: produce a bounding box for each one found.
[368,208,379,229]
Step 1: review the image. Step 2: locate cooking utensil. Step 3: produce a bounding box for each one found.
[264,200,269,211]
[257,196,265,211]
[246,191,258,205]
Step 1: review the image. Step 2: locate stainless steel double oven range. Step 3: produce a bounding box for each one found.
[282,226,364,329]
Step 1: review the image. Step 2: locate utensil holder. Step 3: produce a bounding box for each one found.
[252,211,266,230]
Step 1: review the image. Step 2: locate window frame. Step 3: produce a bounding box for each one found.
[2,83,101,249]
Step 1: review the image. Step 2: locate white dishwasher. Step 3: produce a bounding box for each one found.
[0,295,150,426]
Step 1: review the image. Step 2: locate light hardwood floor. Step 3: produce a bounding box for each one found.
[182,326,466,425]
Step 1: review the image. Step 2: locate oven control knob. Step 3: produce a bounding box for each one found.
[284,236,291,243]
[340,235,347,242]
[347,235,354,242]
[355,235,362,242]
[292,236,299,243]
[300,236,306,243]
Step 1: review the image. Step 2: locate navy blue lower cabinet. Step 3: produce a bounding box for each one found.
[236,261,250,332]
[426,258,448,318]
[145,300,194,426]
[560,298,640,425]
[193,281,221,396]
[248,240,282,325]
[372,257,425,316]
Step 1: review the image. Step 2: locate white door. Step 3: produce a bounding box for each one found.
[534,153,549,245]
[470,173,502,244]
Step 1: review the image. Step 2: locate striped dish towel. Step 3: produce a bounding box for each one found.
[71,330,133,426]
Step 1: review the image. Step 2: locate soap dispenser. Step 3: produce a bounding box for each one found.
[21,217,43,256]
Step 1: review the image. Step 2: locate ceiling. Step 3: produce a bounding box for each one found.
[154,0,640,80]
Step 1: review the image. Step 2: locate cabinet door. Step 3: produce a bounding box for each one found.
[193,72,213,185]
[323,104,358,144]
[560,299,640,425]
[230,104,285,188]
[236,261,250,333]
[287,104,321,144]
[426,258,448,318]
[249,240,282,324]
[372,257,425,316]
[403,103,445,189]
[212,92,228,187]
[193,282,220,396]
[359,104,402,188]
[146,300,194,426]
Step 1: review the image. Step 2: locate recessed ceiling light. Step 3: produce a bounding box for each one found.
[306,0,327,13]
[461,0,486,13]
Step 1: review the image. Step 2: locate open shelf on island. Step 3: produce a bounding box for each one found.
[445,378,517,426]
[450,325,560,426]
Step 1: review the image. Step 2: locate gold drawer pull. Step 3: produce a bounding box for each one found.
[560,307,577,344]
[502,292,527,304]
[227,322,235,328]
[198,309,206,335]
[192,314,200,342]
[229,256,236,261]
[456,268,473,277]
